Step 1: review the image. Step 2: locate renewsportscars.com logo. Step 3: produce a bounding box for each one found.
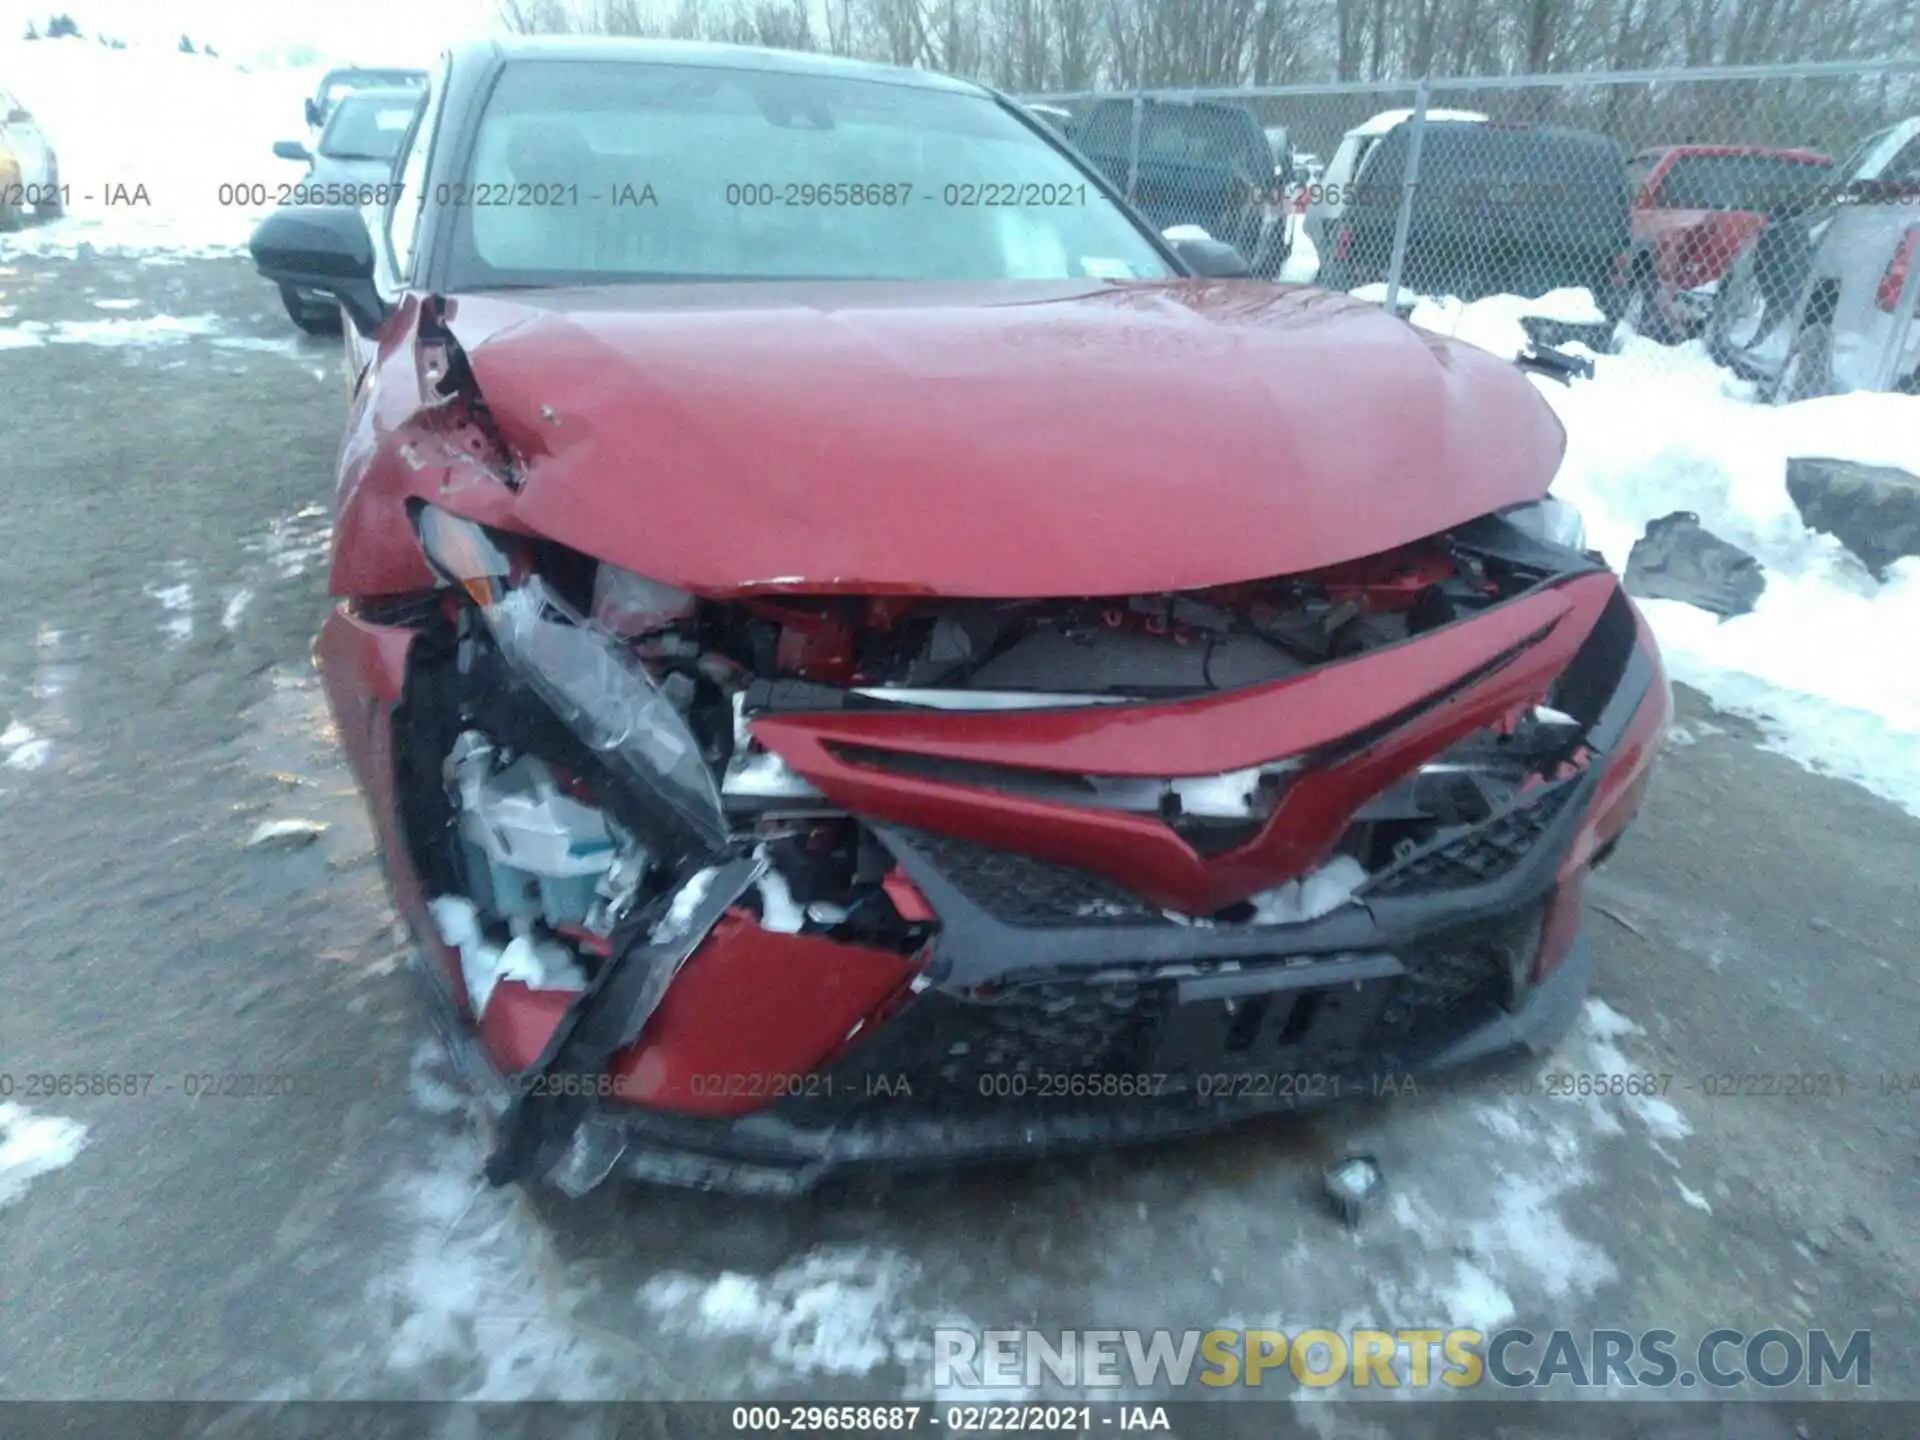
[931,1327,1871,1391]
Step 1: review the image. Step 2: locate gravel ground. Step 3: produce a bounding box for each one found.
[0,249,1915,1434]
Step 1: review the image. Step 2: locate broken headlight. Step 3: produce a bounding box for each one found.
[413,505,728,858]
[1500,497,1588,551]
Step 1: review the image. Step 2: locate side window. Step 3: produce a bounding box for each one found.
[1882,136,1920,186]
[386,58,450,282]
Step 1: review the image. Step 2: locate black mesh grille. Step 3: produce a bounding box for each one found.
[777,910,1535,1124]
[1360,780,1581,896]
[898,829,1173,927]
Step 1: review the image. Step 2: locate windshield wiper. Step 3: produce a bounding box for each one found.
[322,150,388,162]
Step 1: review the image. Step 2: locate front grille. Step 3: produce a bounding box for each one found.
[1361,780,1580,896]
[776,910,1535,1124]
[897,829,1173,927]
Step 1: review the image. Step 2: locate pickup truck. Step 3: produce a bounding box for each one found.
[1073,97,1287,276]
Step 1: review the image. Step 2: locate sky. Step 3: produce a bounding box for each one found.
[0,0,499,66]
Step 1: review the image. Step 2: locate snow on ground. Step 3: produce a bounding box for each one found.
[0,314,226,347]
[1391,285,1920,819]
[1539,332,1920,819]
[0,35,319,255]
[0,1102,88,1207]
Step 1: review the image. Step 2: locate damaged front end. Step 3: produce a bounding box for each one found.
[309,295,1668,1196]
[321,491,1667,1197]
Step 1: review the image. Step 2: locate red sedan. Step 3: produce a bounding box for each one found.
[250,36,1671,1195]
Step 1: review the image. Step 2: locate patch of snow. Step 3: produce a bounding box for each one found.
[246,817,327,850]
[405,1040,467,1118]
[221,587,254,631]
[1676,1180,1713,1214]
[0,1102,88,1207]
[1528,326,1920,818]
[0,36,317,257]
[211,334,312,358]
[89,297,141,310]
[147,578,194,644]
[1279,214,1318,283]
[375,1133,616,1399]
[0,322,48,350]
[638,1247,952,1385]
[1358,285,1605,359]
[3,737,53,770]
[753,856,806,934]
[40,314,222,347]
[1247,854,1368,924]
[1359,283,1920,818]
[651,866,718,945]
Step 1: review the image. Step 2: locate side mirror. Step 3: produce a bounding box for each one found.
[250,205,387,336]
[273,139,311,162]
[303,97,321,127]
[1164,229,1253,278]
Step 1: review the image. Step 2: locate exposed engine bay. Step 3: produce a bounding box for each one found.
[392,505,1609,1026]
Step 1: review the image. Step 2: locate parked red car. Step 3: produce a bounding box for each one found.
[1621,144,1834,341]
[251,37,1671,1196]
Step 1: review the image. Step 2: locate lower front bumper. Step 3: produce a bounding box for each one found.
[538,933,1594,1197]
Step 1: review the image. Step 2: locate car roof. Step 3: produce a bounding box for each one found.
[1632,144,1833,164]
[1084,94,1254,116]
[1351,107,1487,136]
[461,34,985,96]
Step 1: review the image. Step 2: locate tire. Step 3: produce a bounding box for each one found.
[280,283,341,336]
[1766,316,1835,404]
[1619,263,1683,346]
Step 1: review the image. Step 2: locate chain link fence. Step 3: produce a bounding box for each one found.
[1022,60,1920,401]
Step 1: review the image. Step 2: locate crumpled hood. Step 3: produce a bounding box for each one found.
[445,278,1566,597]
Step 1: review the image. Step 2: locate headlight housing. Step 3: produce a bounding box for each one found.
[1501,496,1588,551]
[413,505,727,857]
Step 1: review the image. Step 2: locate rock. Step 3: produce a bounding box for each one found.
[1786,456,1920,578]
[1624,512,1767,618]
[246,818,328,851]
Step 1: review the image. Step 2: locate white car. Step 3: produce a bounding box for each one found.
[1709,116,1920,400]
[1303,107,1487,255]
[0,84,62,230]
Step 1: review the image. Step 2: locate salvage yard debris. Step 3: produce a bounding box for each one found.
[244,817,328,851]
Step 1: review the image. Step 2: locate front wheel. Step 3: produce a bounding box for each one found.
[280,284,341,336]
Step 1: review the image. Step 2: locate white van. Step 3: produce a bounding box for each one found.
[1303,107,1488,255]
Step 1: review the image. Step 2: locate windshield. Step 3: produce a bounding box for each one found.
[322,70,425,106]
[1655,153,1831,210]
[319,95,420,161]
[448,61,1173,287]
